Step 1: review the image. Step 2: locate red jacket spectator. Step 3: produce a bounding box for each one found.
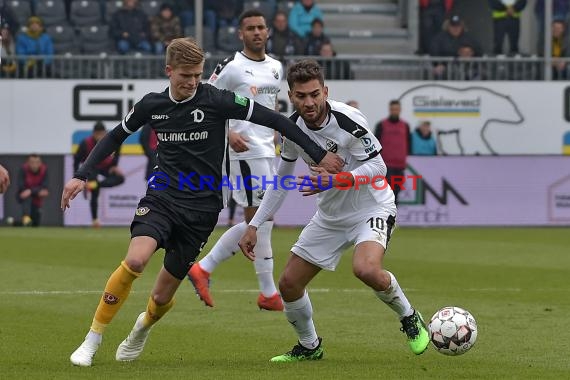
[420,0,454,12]
[17,154,49,226]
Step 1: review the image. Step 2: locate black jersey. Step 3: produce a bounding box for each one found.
[74,82,328,212]
[123,83,251,211]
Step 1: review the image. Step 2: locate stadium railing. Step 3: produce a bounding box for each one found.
[2,54,570,81]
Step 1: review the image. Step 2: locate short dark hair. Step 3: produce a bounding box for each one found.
[28,153,41,160]
[286,59,325,89]
[389,100,400,106]
[273,10,288,21]
[93,121,106,132]
[311,18,324,27]
[239,9,266,27]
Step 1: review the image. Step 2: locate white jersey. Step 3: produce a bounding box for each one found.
[281,100,396,222]
[208,51,283,160]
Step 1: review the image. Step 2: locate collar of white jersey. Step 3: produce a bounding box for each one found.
[239,51,266,62]
[168,86,196,104]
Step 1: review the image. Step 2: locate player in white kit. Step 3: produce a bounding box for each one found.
[239,60,430,362]
[187,9,285,311]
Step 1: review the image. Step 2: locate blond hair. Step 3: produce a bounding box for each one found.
[166,38,205,68]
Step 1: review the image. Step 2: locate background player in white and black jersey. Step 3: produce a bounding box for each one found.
[239,60,430,362]
[61,39,343,368]
[188,9,285,311]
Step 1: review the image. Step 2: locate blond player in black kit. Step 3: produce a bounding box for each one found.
[61,37,344,367]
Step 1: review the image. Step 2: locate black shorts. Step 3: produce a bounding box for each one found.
[130,194,219,280]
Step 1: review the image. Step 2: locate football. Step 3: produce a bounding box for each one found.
[428,306,478,356]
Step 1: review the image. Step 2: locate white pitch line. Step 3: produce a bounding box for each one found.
[0,288,529,296]
[0,289,333,296]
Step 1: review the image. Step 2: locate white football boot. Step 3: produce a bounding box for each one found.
[70,332,101,366]
[115,312,151,361]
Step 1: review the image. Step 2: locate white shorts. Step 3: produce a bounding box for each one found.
[291,208,397,271]
[230,157,276,208]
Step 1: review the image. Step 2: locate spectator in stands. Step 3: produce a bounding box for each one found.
[346,100,359,109]
[550,19,570,80]
[419,0,454,54]
[318,41,351,79]
[139,123,158,180]
[410,121,437,156]
[1,23,17,77]
[454,41,482,80]
[0,2,19,34]
[175,0,217,32]
[110,0,152,54]
[535,0,570,52]
[266,10,304,60]
[303,18,330,55]
[74,121,125,228]
[16,16,54,78]
[150,3,183,55]
[0,164,9,194]
[17,154,49,227]
[288,0,324,39]
[374,100,411,205]
[429,15,482,79]
[489,0,527,55]
[430,15,482,57]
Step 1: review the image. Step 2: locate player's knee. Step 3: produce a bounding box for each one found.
[150,292,172,306]
[124,257,146,273]
[278,275,300,299]
[353,265,377,284]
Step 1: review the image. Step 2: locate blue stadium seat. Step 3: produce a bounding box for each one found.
[139,0,160,17]
[243,0,276,21]
[47,23,79,54]
[105,0,123,24]
[276,0,294,14]
[70,0,102,26]
[6,0,32,27]
[78,24,111,54]
[35,0,67,27]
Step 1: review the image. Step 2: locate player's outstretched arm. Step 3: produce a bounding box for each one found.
[248,102,344,173]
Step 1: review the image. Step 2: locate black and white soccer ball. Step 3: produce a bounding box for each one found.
[428,306,478,356]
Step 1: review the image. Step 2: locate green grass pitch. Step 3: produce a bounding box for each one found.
[0,226,568,379]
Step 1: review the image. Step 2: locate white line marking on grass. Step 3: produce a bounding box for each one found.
[0,287,531,296]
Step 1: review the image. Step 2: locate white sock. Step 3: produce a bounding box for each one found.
[254,221,277,297]
[199,222,248,273]
[284,291,319,349]
[86,330,102,344]
[374,271,414,319]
